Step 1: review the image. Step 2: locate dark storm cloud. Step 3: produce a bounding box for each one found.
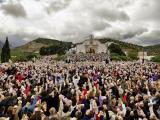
[138,29,160,45]
[46,0,72,14]
[141,39,160,46]
[0,0,4,3]
[1,2,27,17]
[124,29,160,46]
[92,22,111,31]
[123,27,148,39]
[94,8,130,21]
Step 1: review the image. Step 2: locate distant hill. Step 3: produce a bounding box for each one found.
[144,44,160,55]
[12,37,159,56]
[0,41,4,48]
[97,38,160,55]
[13,38,73,53]
[97,38,143,51]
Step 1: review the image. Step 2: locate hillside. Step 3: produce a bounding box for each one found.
[97,38,143,51]
[145,44,160,55]
[12,37,159,56]
[97,38,160,55]
[13,38,72,53]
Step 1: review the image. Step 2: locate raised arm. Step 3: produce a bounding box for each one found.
[58,94,64,116]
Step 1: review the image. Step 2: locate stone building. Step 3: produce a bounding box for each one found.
[76,35,109,54]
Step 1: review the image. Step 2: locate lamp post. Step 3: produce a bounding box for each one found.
[106,42,110,63]
[142,46,144,63]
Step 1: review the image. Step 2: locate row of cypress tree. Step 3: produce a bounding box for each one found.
[1,37,11,63]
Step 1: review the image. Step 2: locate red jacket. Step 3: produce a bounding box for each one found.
[16,73,24,82]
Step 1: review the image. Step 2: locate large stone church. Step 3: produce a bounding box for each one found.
[75,35,109,54]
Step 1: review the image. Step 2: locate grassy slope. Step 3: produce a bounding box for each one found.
[10,38,72,61]
[144,44,160,55]
[13,38,71,53]
[98,38,160,55]
[97,38,143,51]
[13,41,48,53]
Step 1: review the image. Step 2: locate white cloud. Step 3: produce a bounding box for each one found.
[0,0,160,46]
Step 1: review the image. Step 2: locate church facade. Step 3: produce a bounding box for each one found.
[76,37,108,54]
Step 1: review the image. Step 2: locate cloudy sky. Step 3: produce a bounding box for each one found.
[0,0,160,47]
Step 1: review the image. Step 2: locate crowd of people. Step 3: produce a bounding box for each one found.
[67,53,108,62]
[0,56,160,120]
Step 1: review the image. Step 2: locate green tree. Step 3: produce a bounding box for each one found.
[127,50,138,60]
[39,42,72,56]
[151,55,160,63]
[1,37,11,63]
[109,43,125,56]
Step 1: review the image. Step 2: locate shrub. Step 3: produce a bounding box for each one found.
[109,43,126,56]
[39,42,72,56]
[12,52,38,62]
[127,50,138,60]
[151,56,160,63]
